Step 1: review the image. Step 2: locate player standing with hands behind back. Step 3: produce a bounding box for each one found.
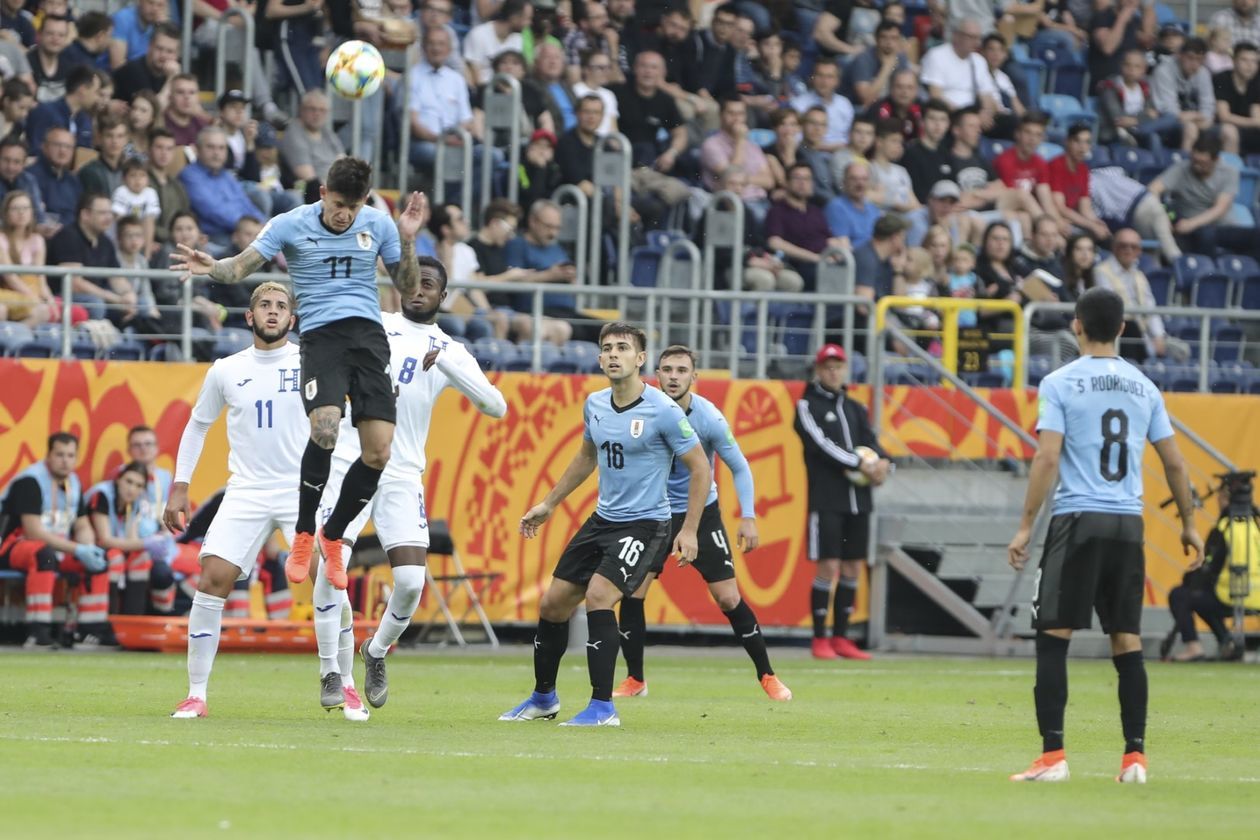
[171,158,429,592]
[1008,287,1204,784]
[501,323,712,727]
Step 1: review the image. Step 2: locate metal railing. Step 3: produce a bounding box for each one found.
[482,74,522,212]
[1021,302,1260,392]
[591,133,632,291]
[433,127,475,213]
[213,9,256,106]
[877,296,1026,390]
[552,185,589,290]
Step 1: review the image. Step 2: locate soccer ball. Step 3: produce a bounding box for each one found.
[325,40,386,100]
[845,446,880,487]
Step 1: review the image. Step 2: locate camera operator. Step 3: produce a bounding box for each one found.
[1161,477,1258,662]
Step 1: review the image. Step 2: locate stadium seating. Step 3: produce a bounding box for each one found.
[1174,255,1216,299]
[0,322,33,355]
[213,328,254,359]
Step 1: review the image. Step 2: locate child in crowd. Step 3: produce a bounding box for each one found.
[111,158,161,254]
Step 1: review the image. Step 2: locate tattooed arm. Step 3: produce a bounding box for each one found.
[387,236,422,298]
[171,243,267,284]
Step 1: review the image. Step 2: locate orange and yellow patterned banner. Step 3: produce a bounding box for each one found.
[3,360,1258,629]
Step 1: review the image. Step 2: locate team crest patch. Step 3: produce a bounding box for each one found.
[630,419,644,438]
[356,232,373,250]
[305,379,318,400]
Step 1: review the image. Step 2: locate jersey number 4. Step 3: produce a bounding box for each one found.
[1099,409,1128,482]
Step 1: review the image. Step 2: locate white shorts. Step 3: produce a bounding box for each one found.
[200,485,298,579]
[320,465,429,551]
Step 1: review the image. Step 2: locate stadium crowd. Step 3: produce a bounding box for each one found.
[0,0,1254,375]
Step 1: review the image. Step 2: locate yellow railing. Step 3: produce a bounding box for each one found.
[874,296,1025,389]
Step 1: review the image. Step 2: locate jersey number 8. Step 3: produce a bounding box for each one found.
[1099,409,1129,482]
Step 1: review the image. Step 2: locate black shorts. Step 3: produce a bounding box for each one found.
[1032,512,1145,635]
[807,511,870,561]
[647,502,737,583]
[299,316,396,425]
[553,514,671,597]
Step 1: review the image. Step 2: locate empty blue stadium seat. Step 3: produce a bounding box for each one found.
[149,342,183,362]
[561,340,601,373]
[1027,355,1054,386]
[0,321,33,355]
[472,337,513,371]
[1216,255,1259,287]
[1173,254,1216,297]
[213,327,253,359]
[1212,324,1244,363]
[1167,365,1203,392]
[1143,360,1169,389]
[1113,146,1156,176]
[1238,274,1260,309]
[107,339,146,361]
[1211,362,1252,394]
[1192,273,1232,309]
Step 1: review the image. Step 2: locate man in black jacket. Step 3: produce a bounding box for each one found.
[793,343,891,660]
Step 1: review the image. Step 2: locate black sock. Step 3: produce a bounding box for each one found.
[532,618,569,695]
[586,609,620,702]
[619,597,646,681]
[810,578,831,639]
[833,578,858,638]
[1034,632,1070,753]
[322,458,384,541]
[724,599,773,679]
[1113,651,1147,754]
[296,441,333,534]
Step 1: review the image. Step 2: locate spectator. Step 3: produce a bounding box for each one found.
[124,90,159,158]
[847,20,913,109]
[264,0,325,96]
[85,460,178,616]
[59,10,113,72]
[812,0,870,62]
[279,90,345,188]
[1207,26,1236,75]
[46,192,128,324]
[795,106,839,201]
[25,125,79,227]
[111,214,164,337]
[0,432,109,649]
[711,166,805,293]
[464,0,532,86]
[77,113,128,198]
[1149,133,1247,257]
[825,159,881,250]
[903,98,954,203]
[980,33,1023,136]
[0,77,35,145]
[975,220,1021,305]
[163,73,208,147]
[852,213,911,341]
[1151,36,1215,152]
[152,210,224,346]
[907,179,986,248]
[0,190,54,326]
[179,126,264,249]
[613,50,692,225]
[1062,231,1097,296]
[1017,216,1081,365]
[1048,123,1112,241]
[556,93,602,196]
[1088,163,1182,261]
[532,42,576,132]
[869,118,919,214]
[28,13,69,103]
[947,106,1036,237]
[921,21,1000,119]
[994,112,1064,232]
[865,68,923,144]
[479,48,557,140]
[765,162,847,286]
[515,128,562,210]
[426,202,501,341]
[650,6,723,133]
[215,90,261,191]
[790,59,852,150]
[147,127,188,254]
[415,0,465,75]
[921,223,953,288]
[1209,0,1260,53]
[0,136,48,228]
[111,22,179,106]
[696,3,740,110]
[503,198,591,342]
[110,0,168,67]
[25,62,97,149]
[700,96,774,213]
[1089,0,1154,94]
[829,114,876,190]
[407,26,475,171]
[946,242,980,328]
[766,106,802,192]
[0,0,36,49]
[1013,214,1066,280]
[571,48,619,135]
[1214,40,1260,156]
[468,198,532,339]
[112,158,160,254]
[565,1,621,84]
[206,216,265,330]
[1098,48,1181,152]
[1093,227,1169,361]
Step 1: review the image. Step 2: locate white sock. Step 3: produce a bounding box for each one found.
[339,597,356,689]
[368,564,425,659]
[313,557,342,677]
[187,592,225,700]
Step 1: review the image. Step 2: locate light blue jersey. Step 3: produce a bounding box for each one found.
[1037,355,1174,516]
[583,385,701,522]
[666,393,756,518]
[251,202,402,332]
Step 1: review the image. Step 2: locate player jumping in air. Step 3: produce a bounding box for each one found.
[502,323,711,727]
[311,256,507,714]
[172,158,427,592]
[1007,286,1204,784]
[614,345,791,702]
[163,284,371,719]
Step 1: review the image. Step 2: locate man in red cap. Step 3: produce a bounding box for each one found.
[515,128,562,209]
[793,343,892,659]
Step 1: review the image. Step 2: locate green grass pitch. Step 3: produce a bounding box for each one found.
[1,649,1256,838]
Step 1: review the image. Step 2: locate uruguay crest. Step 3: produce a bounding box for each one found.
[357,232,372,250]
[630,418,644,438]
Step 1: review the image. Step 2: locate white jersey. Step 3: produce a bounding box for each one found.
[175,343,307,491]
[331,312,507,480]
